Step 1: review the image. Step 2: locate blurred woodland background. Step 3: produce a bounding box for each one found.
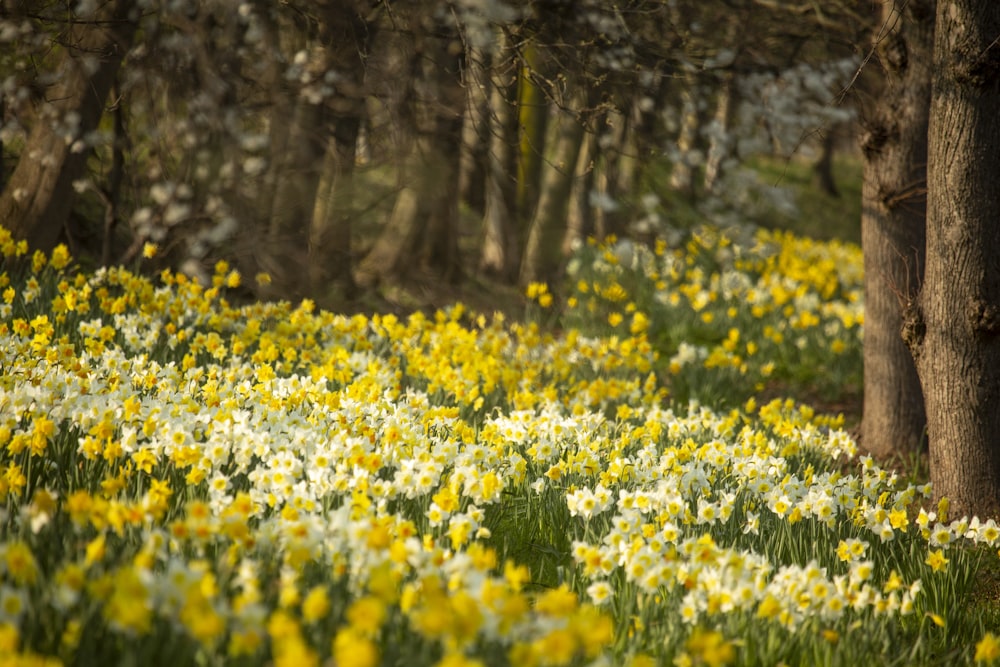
[0,0,870,311]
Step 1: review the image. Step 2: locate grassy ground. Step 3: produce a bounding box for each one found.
[748,153,862,246]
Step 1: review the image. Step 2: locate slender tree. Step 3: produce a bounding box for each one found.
[519,84,588,287]
[0,0,138,252]
[480,30,521,280]
[309,1,376,300]
[356,2,466,286]
[266,44,328,296]
[514,40,549,232]
[812,130,840,198]
[458,45,490,217]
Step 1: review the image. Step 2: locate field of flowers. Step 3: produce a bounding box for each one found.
[1,223,998,667]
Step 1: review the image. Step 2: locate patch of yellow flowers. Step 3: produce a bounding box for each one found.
[558,227,864,406]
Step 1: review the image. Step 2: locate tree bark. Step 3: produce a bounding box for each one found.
[254,8,295,231]
[703,72,735,194]
[813,129,840,198]
[0,0,137,252]
[0,96,5,194]
[564,124,596,255]
[911,0,1000,518]
[480,32,520,281]
[515,41,549,235]
[420,106,464,283]
[265,57,327,296]
[100,88,127,268]
[610,105,640,240]
[595,103,631,241]
[458,46,490,217]
[519,85,587,287]
[356,4,465,286]
[860,0,933,460]
[907,0,1000,517]
[354,145,426,286]
[308,3,374,300]
[310,114,360,300]
[669,78,700,196]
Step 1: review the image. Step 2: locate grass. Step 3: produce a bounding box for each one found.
[748,153,863,246]
[632,151,862,244]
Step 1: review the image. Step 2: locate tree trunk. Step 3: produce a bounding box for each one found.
[265,74,327,296]
[519,86,587,287]
[0,96,5,194]
[564,124,596,254]
[255,9,295,230]
[610,105,640,239]
[595,103,631,241]
[0,0,137,252]
[268,55,327,233]
[480,33,520,281]
[813,129,840,198]
[100,88,127,268]
[860,0,933,460]
[910,0,1000,518]
[310,114,360,300]
[356,5,465,286]
[458,46,490,217]
[515,41,549,236]
[421,109,464,283]
[634,73,671,169]
[354,143,427,286]
[669,79,699,196]
[703,72,735,194]
[308,3,374,301]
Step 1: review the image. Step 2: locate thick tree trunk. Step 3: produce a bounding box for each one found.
[421,111,464,282]
[519,86,587,287]
[255,10,295,229]
[354,142,427,286]
[910,0,1000,518]
[860,0,933,460]
[480,34,520,281]
[0,0,137,252]
[268,91,327,241]
[0,97,5,194]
